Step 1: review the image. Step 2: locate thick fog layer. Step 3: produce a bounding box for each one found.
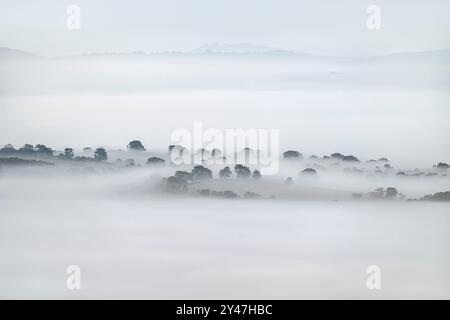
[0,49,449,299]
[0,166,449,299]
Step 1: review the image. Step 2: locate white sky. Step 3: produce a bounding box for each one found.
[0,0,449,57]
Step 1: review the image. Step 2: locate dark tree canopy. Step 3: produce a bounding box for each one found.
[164,176,188,193]
[283,150,302,159]
[435,162,449,170]
[175,170,193,181]
[332,153,347,159]
[191,165,213,180]
[420,191,450,201]
[331,153,359,162]
[127,140,146,151]
[235,164,251,178]
[219,166,232,178]
[94,147,108,161]
[300,168,317,175]
[147,157,165,165]
[20,144,35,155]
[0,144,16,155]
[385,187,398,198]
[252,169,262,180]
[64,148,74,159]
[35,144,53,157]
[342,155,360,162]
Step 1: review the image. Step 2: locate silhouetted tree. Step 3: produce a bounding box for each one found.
[219,166,232,178]
[435,162,449,170]
[342,155,359,162]
[331,152,345,159]
[19,144,35,155]
[283,150,302,159]
[64,148,74,159]
[300,168,317,175]
[94,147,107,161]
[175,170,193,181]
[147,157,165,165]
[420,191,450,201]
[127,140,145,151]
[252,169,261,180]
[235,164,251,178]
[35,144,53,157]
[192,165,212,180]
[163,176,188,193]
[385,187,398,199]
[0,144,16,155]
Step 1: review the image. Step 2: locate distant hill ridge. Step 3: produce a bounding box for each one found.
[0,45,449,61]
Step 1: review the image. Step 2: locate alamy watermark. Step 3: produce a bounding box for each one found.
[66,265,81,290]
[366,265,381,290]
[366,5,381,30]
[170,121,280,175]
[66,5,81,30]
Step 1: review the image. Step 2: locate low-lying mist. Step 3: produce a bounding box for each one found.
[0,49,449,299]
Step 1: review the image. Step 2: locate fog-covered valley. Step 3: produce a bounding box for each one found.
[0,47,449,298]
[1,144,449,299]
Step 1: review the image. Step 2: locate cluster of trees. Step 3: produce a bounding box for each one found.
[331,153,360,162]
[0,144,108,162]
[282,150,363,163]
[434,162,449,170]
[0,144,53,157]
[163,165,214,194]
[56,147,107,162]
[219,165,261,179]
[359,187,402,200]
[419,191,450,201]
[162,164,263,193]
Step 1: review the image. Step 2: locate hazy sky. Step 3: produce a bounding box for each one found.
[0,0,449,57]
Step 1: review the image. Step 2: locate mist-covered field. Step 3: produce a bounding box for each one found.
[0,168,449,299]
[0,48,449,299]
[0,150,449,299]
